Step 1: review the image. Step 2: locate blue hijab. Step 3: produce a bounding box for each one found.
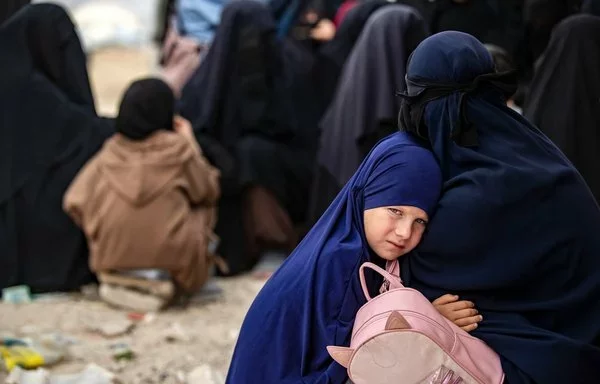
[400,31,600,383]
[226,132,441,384]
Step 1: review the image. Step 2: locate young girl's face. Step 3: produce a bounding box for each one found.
[363,206,429,261]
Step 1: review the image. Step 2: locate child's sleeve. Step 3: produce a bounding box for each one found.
[182,141,221,206]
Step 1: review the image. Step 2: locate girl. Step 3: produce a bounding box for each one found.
[227,131,481,383]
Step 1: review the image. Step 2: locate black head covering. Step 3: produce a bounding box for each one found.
[0,4,114,292]
[313,0,396,114]
[524,14,600,202]
[179,1,301,148]
[116,78,175,141]
[523,0,581,62]
[1,4,95,110]
[318,5,428,186]
[307,5,428,222]
[0,0,30,26]
[583,0,600,14]
[0,3,106,203]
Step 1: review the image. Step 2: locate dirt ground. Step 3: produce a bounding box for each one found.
[0,47,266,384]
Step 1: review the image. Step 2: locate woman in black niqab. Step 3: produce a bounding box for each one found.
[524,14,600,203]
[179,1,319,275]
[308,5,428,223]
[0,4,114,292]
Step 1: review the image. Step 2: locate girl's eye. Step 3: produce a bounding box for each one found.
[387,208,403,216]
[415,218,428,226]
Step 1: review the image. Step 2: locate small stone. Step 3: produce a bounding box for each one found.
[88,319,134,337]
[187,365,218,384]
[163,323,190,343]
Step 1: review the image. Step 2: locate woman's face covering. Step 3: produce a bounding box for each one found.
[363,205,429,261]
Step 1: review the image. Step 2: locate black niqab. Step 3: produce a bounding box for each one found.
[19,4,95,109]
[309,5,428,222]
[313,0,394,115]
[116,78,175,140]
[179,1,296,149]
[524,14,600,203]
[0,0,29,26]
[319,5,427,186]
[0,4,114,292]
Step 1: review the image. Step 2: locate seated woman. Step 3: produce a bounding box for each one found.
[312,0,406,117]
[524,14,600,203]
[0,4,114,292]
[398,31,600,382]
[179,0,321,275]
[309,5,428,223]
[227,132,484,383]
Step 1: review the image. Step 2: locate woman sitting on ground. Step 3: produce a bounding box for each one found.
[399,31,600,383]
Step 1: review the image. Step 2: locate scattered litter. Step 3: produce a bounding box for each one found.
[99,284,168,312]
[163,323,190,343]
[0,340,64,371]
[2,285,32,304]
[6,363,117,384]
[6,366,49,384]
[31,293,73,303]
[126,312,146,322]
[186,365,215,384]
[86,319,134,338]
[1,337,28,347]
[50,363,117,384]
[142,312,157,324]
[81,284,101,301]
[110,343,135,362]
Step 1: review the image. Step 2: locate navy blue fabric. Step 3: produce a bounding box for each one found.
[401,31,600,384]
[226,132,441,384]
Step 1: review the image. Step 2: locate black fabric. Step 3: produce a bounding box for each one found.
[583,0,600,14]
[19,4,95,110]
[179,1,319,274]
[179,1,297,150]
[524,14,600,203]
[0,4,114,292]
[517,0,582,104]
[313,0,393,116]
[524,0,581,62]
[398,70,518,148]
[116,78,175,140]
[309,5,428,223]
[0,0,29,26]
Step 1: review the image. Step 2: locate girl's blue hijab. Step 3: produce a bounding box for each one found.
[401,31,600,383]
[227,132,441,383]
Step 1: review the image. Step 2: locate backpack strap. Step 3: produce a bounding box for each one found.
[359,262,404,301]
[379,260,402,294]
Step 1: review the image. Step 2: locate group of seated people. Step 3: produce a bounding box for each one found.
[1,0,600,381]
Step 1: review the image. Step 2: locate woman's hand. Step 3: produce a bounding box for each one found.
[310,19,336,41]
[433,294,482,332]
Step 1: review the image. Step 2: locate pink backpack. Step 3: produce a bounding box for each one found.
[327,262,505,384]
